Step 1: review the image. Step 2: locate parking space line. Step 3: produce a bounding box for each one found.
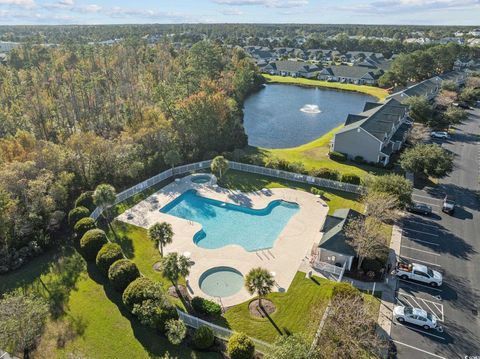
[398,325,446,340]
[402,246,441,256]
[412,193,441,201]
[398,279,443,292]
[403,219,438,229]
[403,228,439,237]
[422,301,442,321]
[402,236,439,246]
[392,340,447,358]
[399,255,442,267]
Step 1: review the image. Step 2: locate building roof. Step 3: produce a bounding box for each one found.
[263,60,319,74]
[319,208,363,257]
[391,121,412,142]
[337,98,408,141]
[319,65,383,80]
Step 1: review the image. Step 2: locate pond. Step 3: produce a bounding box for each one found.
[243,84,376,149]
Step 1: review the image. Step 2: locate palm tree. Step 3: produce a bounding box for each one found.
[160,252,192,291]
[148,222,173,256]
[210,155,229,179]
[245,267,275,308]
[93,183,117,234]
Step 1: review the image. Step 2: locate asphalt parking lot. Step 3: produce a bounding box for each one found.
[390,108,480,359]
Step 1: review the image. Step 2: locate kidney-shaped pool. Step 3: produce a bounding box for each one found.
[160,189,299,251]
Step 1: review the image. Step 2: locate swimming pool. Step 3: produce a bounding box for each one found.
[190,174,212,184]
[160,190,299,251]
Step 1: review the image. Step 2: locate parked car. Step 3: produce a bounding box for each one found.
[431,131,449,139]
[406,202,432,215]
[442,195,455,215]
[395,262,443,287]
[393,305,438,330]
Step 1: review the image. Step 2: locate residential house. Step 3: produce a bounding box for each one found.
[315,208,364,271]
[318,65,384,85]
[261,60,320,78]
[468,29,480,37]
[331,98,411,165]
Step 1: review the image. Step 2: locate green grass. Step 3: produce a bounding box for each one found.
[263,74,389,101]
[223,272,336,342]
[219,169,363,215]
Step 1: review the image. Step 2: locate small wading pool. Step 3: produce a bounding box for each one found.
[199,266,244,297]
[190,175,211,184]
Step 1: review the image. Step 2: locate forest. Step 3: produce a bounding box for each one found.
[0,41,264,272]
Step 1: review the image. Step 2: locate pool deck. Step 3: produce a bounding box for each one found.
[116,173,329,307]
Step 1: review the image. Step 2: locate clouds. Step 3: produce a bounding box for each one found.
[214,0,308,8]
[0,0,35,8]
[339,0,480,14]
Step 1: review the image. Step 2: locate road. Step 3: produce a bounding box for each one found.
[390,108,480,359]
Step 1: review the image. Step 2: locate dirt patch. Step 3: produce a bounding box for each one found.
[248,299,276,318]
[167,285,190,300]
[152,261,162,272]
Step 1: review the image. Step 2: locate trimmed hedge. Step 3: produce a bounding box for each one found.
[108,259,140,293]
[193,325,215,350]
[68,206,90,226]
[74,217,96,238]
[227,332,255,359]
[80,229,108,261]
[191,296,222,317]
[96,243,123,275]
[122,277,161,309]
[75,191,95,211]
[329,151,347,162]
[341,173,361,185]
[310,168,340,181]
[132,298,177,332]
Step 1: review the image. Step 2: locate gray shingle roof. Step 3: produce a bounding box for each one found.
[337,98,408,141]
[319,208,363,257]
[319,65,383,80]
[264,60,319,73]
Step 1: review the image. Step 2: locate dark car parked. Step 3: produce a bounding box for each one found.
[407,202,433,215]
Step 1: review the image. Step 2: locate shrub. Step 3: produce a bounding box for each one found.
[108,259,140,293]
[165,319,187,345]
[68,206,90,226]
[354,155,365,163]
[75,191,95,211]
[310,187,325,198]
[132,298,177,332]
[332,282,359,298]
[191,296,222,317]
[329,151,347,162]
[227,332,255,359]
[193,325,215,350]
[80,229,108,261]
[96,243,123,275]
[122,277,161,309]
[310,168,340,181]
[74,217,96,238]
[341,173,361,185]
[361,258,385,273]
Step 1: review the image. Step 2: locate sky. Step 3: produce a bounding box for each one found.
[0,0,479,26]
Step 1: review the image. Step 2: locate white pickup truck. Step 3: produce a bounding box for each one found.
[396,263,443,287]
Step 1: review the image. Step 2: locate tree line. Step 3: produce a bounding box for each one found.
[0,41,264,272]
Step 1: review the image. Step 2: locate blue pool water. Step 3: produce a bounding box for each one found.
[199,266,244,297]
[160,190,299,251]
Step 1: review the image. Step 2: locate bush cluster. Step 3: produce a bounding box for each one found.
[193,325,215,350]
[310,168,340,181]
[108,259,140,292]
[80,229,108,260]
[68,206,90,226]
[75,191,96,211]
[329,151,347,162]
[340,173,361,185]
[227,332,255,359]
[122,277,162,309]
[191,296,222,317]
[96,243,123,275]
[361,257,385,273]
[74,217,96,238]
[264,157,307,174]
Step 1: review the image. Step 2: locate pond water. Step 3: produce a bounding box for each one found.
[243,84,375,149]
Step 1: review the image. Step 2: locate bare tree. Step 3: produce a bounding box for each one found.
[435,90,457,108]
[345,217,387,270]
[316,290,388,359]
[363,191,400,223]
[407,123,430,145]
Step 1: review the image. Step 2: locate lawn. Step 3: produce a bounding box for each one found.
[0,246,219,359]
[263,74,389,101]
[223,272,336,342]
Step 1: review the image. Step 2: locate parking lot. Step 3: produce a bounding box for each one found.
[390,108,480,359]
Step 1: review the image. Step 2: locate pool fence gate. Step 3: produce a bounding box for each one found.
[176,309,272,354]
[91,160,363,220]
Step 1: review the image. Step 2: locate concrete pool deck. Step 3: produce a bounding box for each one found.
[116,173,329,307]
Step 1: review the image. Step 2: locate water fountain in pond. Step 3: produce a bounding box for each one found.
[300,104,321,114]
